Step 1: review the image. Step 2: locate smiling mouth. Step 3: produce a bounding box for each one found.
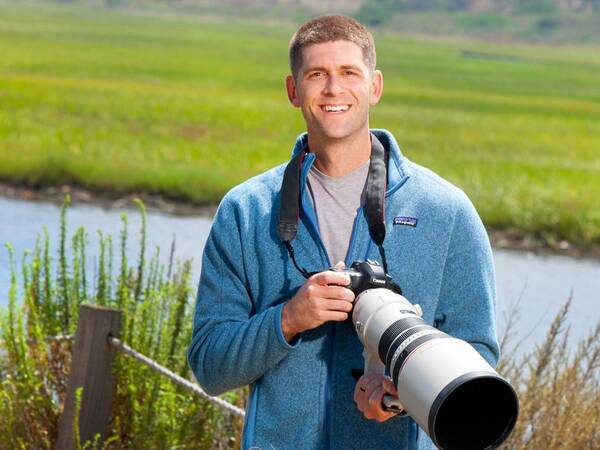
[320,104,351,113]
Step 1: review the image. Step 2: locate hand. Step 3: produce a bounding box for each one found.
[281,261,354,342]
[353,372,399,422]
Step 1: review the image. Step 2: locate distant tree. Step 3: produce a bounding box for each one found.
[443,0,472,10]
[514,0,558,13]
[353,0,597,14]
[396,0,442,10]
[580,0,600,10]
[354,0,398,26]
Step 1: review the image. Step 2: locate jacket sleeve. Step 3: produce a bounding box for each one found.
[435,192,500,367]
[187,195,299,396]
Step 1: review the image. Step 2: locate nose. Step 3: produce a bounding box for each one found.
[322,74,344,96]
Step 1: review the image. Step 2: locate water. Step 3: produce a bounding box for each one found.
[0,196,211,298]
[494,249,600,351]
[1,196,599,354]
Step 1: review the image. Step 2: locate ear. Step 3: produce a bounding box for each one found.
[369,70,383,106]
[286,75,301,108]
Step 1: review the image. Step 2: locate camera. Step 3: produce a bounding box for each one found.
[341,260,518,450]
[334,260,402,295]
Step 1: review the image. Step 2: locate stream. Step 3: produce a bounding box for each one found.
[2,196,599,356]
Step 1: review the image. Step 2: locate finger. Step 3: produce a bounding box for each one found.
[364,376,384,396]
[310,284,354,302]
[320,311,349,322]
[323,285,355,302]
[312,269,350,287]
[353,383,365,406]
[368,386,385,409]
[366,387,396,421]
[382,377,398,396]
[354,388,370,413]
[304,284,353,303]
[354,375,370,403]
[320,299,353,313]
[357,375,398,422]
[356,374,377,392]
[368,388,397,422]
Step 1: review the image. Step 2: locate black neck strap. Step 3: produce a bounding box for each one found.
[277,150,306,242]
[365,133,387,246]
[277,133,389,276]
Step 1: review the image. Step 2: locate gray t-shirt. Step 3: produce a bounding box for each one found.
[307,159,370,265]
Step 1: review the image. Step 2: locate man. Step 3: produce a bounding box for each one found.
[188,15,498,450]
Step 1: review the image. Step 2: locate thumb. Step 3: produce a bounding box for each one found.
[383,377,398,396]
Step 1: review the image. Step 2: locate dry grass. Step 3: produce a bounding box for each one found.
[498,299,600,449]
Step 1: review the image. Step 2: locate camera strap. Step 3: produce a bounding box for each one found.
[277,133,389,277]
[365,133,387,247]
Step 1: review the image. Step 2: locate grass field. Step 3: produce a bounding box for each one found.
[1,3,599,245]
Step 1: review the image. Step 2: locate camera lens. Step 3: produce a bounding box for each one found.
[353,287,518,450]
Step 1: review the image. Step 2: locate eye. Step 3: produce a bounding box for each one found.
[308,71,323,78]
[344,69,358,76]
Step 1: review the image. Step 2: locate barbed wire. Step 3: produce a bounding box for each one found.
[107,335,245,418]
[48,333,74,342]
[30,332,245,417]
[26,334,74,345]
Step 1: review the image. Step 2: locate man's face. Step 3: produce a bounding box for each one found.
[286,40,383,143]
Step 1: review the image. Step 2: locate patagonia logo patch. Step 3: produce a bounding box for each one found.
[393,216,418,227]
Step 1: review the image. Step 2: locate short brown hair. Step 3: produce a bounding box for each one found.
[289,15,376,79]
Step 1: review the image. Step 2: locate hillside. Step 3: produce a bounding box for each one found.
[106,0,600,43]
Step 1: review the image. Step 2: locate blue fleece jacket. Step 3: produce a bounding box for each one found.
[188,129,499,450]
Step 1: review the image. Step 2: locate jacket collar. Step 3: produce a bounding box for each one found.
[290,128,410,195]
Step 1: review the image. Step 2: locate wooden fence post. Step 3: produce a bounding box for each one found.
[57,304,122,450]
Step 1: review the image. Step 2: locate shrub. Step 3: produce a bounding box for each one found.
[0,196,244,449]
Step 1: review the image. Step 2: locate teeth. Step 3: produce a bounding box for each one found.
[323,105,349,112]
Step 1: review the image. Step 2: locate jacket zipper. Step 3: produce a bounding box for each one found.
[300,155,330,268]
[324,209,363,449]
[344,207,363,267]
[299,158,335,449]
[303,204,333,449]
[297,138,411,449]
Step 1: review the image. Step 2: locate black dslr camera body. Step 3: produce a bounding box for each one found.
[333,260,402,296]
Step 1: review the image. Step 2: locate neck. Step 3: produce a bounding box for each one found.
[307,129,371,177]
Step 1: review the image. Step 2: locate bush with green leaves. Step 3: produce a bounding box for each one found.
[0,196,244,449]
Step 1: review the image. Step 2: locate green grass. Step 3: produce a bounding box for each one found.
[1,3,599,245]
[387,10,600,44]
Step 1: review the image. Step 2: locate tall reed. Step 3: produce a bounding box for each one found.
[498,300,600,449]
[0,196,244,449]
